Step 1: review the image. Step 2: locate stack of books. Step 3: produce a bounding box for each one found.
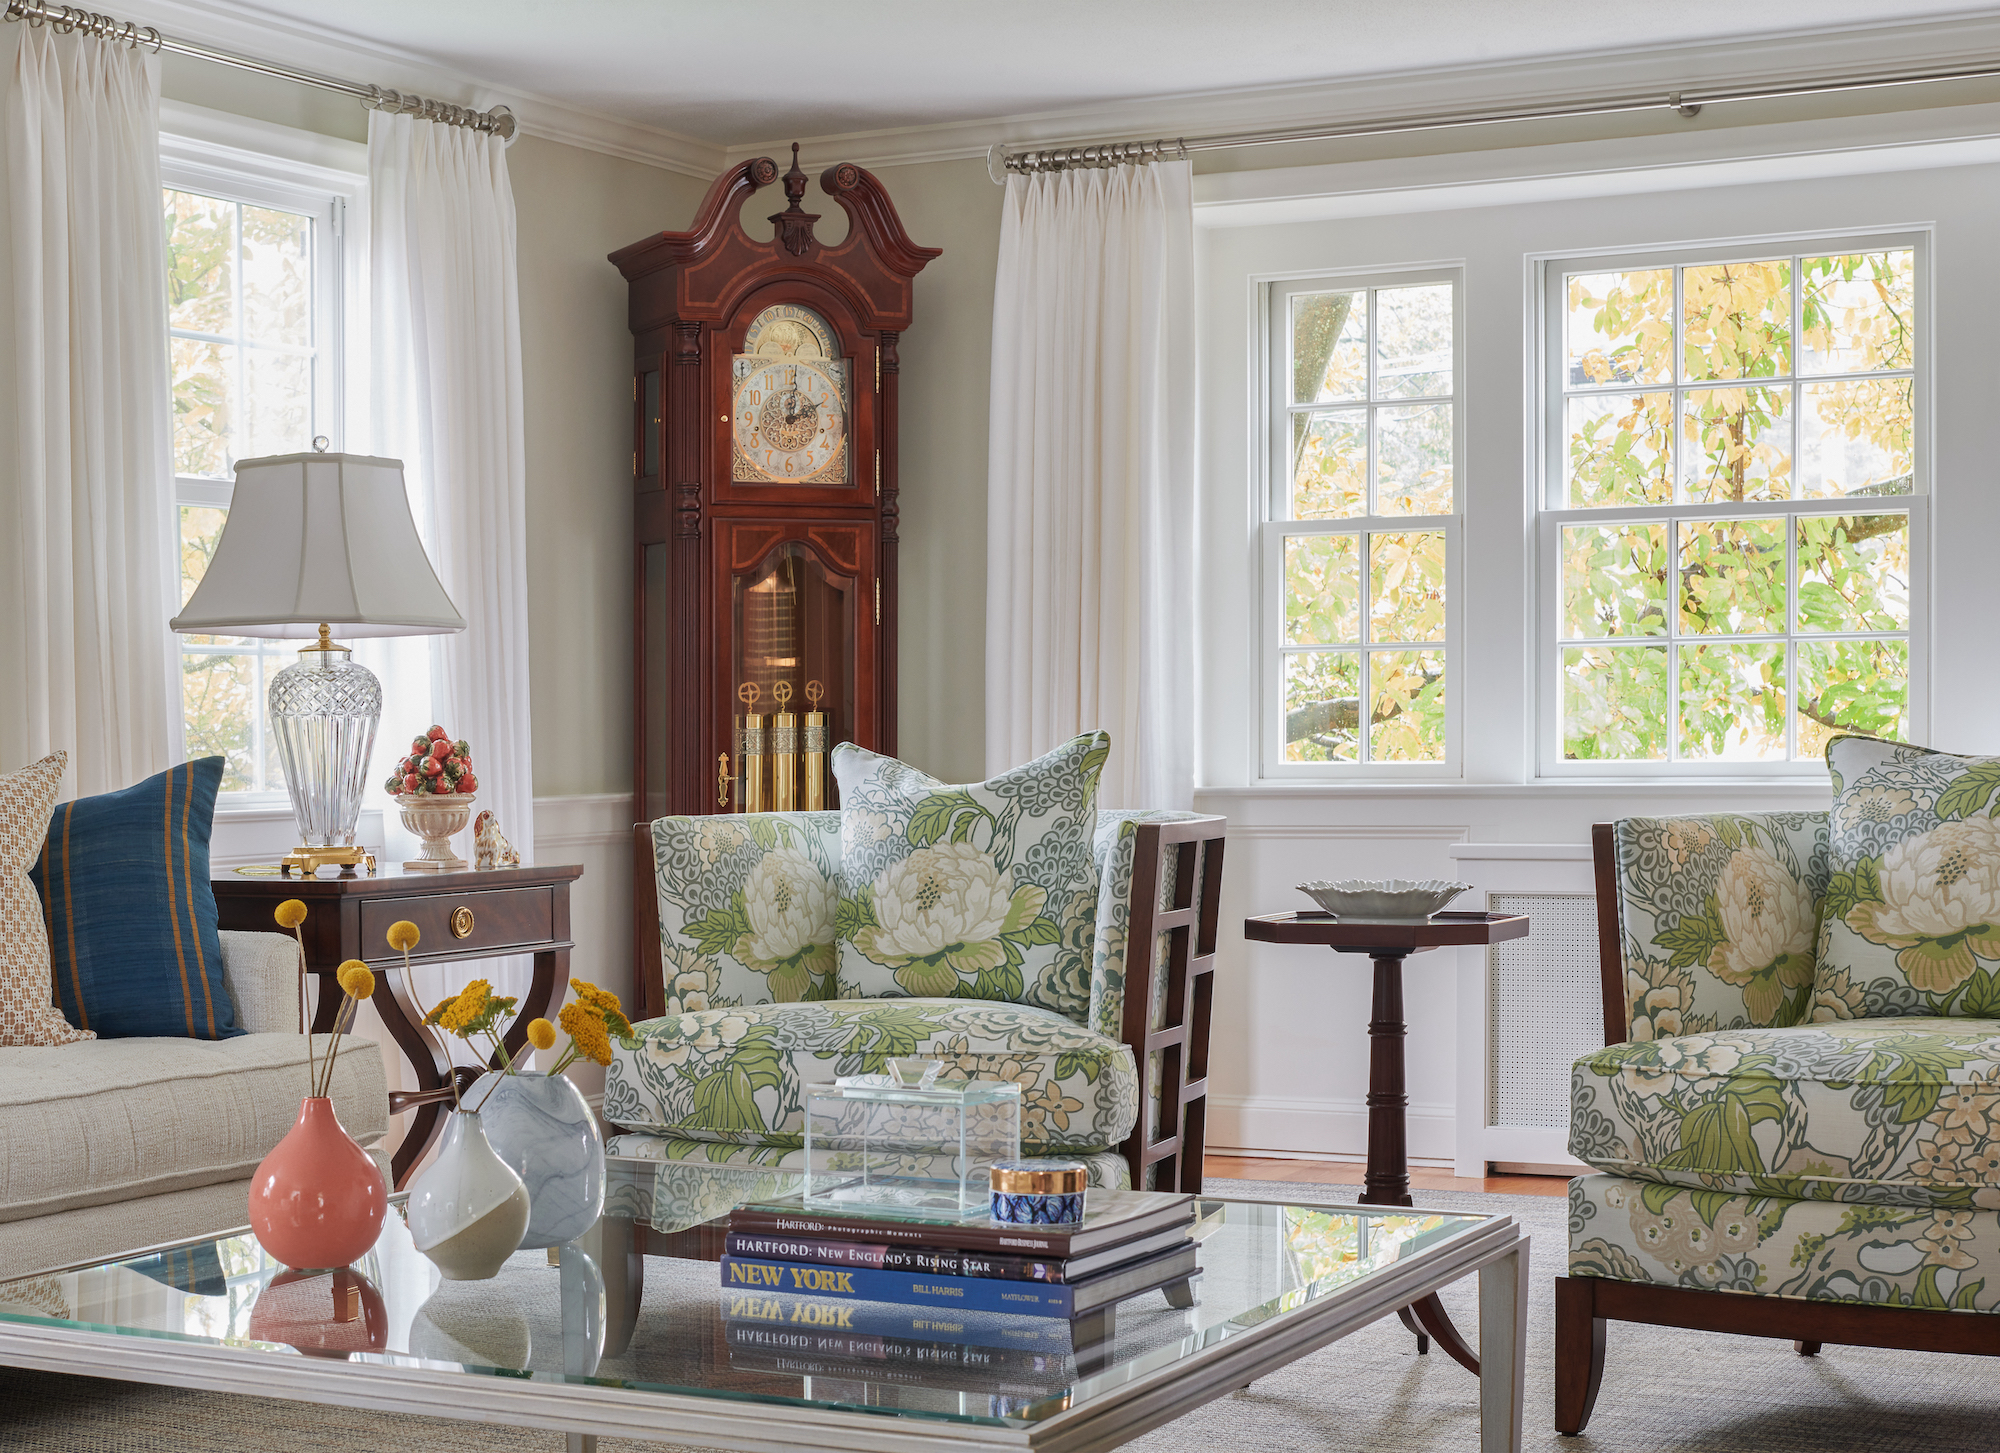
[718,1187,1199,1330]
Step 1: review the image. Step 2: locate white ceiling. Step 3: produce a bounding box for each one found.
[194,0,2000,149]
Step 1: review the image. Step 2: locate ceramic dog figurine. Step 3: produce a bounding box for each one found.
[472,810,521,870]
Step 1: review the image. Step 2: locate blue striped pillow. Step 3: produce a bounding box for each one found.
[31,758,241,1039]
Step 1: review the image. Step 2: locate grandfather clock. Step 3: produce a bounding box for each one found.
[611,148,939,825]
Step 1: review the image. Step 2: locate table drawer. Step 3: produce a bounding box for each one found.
[359,886,554,960]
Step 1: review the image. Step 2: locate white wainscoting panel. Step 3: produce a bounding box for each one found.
[1448,844,1598,1177]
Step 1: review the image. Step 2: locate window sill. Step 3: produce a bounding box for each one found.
[1200,778,1833,799]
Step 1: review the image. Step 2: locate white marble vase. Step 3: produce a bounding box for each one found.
[405,1110,530,1280]
[470,1070,605,1249]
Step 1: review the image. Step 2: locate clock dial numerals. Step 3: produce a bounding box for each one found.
[732,304,850,485]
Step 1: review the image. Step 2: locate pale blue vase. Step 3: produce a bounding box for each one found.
[469,1071,606,1249]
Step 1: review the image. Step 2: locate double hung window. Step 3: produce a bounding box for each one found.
[1540,238,1923,768]
[1263,272,1461,775]
[164,165,345,796]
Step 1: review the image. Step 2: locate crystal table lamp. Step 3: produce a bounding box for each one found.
[171,442,464,875]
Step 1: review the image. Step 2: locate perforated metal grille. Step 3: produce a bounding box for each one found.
[1488,892,1602,1129]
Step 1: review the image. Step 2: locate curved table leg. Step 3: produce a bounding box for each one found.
[1396,1304,1431,1355]
[1411,1292,1480,1375]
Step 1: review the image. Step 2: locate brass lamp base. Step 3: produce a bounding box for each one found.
[280,844,369,877]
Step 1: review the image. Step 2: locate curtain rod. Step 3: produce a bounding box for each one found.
[990,55,2000,178]
[2,0,515,136]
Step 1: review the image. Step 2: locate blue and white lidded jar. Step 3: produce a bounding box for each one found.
[990,1159,1088,1225]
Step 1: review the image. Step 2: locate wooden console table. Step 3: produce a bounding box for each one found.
[214,862,583,1188]
[1243,907,1530,1377]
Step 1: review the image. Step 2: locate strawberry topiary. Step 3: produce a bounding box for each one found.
[384,725,477,798]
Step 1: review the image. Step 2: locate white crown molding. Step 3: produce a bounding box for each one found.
[136,0,725,178]
[531,792,636,852]
[727,10,2000,174]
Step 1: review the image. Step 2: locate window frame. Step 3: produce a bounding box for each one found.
[1260,266,1466,781]
[1531,229,1931,780]
[161,133,358,806]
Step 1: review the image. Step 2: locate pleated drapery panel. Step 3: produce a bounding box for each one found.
[1,25,177,793]
[985,161,1195,809]
[367,109,533,1012]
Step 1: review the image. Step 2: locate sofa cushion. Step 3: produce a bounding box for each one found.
[832,733,1108,1016]
[650,811,842,1007]
[1571,1019,2000,1206]
[1814,736,2000,1020]
[32,756,241,1039]
[1569,1173,2000,1311]
[603,997,1137,1152]
[603,1134,1129,1235]
[0,1032,385,1224]
[0,753,91,1048]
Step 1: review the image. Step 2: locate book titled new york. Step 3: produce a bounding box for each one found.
[721,1289,1081,1352]
[723,1226,1191,1283]
[720,1242,1199,1320]
[729,1187,1194,1258]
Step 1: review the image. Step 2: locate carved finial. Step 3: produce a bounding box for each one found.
[770,143,821,258]
[738,682,761,711]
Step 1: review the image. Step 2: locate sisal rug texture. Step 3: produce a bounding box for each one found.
[1,1179,1996,1451]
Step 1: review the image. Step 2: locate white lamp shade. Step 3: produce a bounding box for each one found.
[170,451,465,639]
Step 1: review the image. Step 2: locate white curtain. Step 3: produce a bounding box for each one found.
[0,25,177,792]
[367,109,532,1012]
[984,161,1196,810]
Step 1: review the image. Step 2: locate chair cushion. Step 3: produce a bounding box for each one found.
[1814,736,2000,1020]
[0,753,89,1047]
[1571,1020,2000,1206]
[1569,1173,2000,1311]
[603,998,1137,1152]
[31,756,241,1039]
[650,811,843,1006]
[0,1032,385,1224]
[604,1136,1130,1236]
[831,733,1108,1016]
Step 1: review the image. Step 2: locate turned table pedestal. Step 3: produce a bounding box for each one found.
[1243,908,1531,1375]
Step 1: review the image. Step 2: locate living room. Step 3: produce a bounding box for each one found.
[2,1,1997,1449]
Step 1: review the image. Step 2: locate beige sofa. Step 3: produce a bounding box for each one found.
[0,930,386,1281]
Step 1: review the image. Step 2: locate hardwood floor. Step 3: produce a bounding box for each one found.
[1202,1153,1572,1198]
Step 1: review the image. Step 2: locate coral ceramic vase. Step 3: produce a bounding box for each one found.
[406,1110,530,1280]
[470,1071,606,1249]
[248,1097,388,1271]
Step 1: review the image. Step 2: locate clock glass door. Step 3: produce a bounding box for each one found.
[728,539,857,812]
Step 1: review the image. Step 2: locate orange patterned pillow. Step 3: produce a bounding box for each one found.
[1,753,93,1046]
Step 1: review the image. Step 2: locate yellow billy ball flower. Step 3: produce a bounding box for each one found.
[386,920,421,952]
[274,899,307,929]
[336,961,376,1000]
[526,1017,558,1051]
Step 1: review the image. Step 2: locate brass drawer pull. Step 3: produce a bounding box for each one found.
[450,906,475,939]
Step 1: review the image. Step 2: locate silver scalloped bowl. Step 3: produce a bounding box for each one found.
[1295,878,1472,924]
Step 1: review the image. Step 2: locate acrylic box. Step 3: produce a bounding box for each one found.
[802,1074,1022,1220]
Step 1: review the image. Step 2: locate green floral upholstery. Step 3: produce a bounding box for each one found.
[604,1138,1130,1235]
[1089,810,1205,1040]
[1569,1173,2000,1311]
[831,733,1109,1014]
[1571,1019,2000,1206]
[602,998,1137,1152]
[1814,737,2000,1020]
[1610,812,1831,1039]
[649,812,842,1006]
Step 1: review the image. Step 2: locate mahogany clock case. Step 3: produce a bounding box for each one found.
[611,149,939,827]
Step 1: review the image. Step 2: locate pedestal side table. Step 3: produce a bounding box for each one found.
[1243,907,1531,1375]
[214,862,584,1187]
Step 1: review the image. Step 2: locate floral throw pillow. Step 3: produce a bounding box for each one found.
[1813,736,2000,1019]
[832,733,1110,1017]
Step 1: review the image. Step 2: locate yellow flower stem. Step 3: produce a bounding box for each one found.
[289,924,319,1097]
[318,992,358,1100]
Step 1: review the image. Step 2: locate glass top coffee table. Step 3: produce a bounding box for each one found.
[0,1163,1528,1453]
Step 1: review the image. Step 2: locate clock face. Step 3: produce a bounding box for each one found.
[732,305,849,485]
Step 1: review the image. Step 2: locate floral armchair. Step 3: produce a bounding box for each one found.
[604,809,1225,1236]
[1558,812,2000,1435]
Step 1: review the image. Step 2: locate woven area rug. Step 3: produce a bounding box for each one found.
[2,1178,1996,1451]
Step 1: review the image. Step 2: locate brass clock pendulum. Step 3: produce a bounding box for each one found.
[771,681,799,812]
[802,681,828,810]
[736,682,768,814]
